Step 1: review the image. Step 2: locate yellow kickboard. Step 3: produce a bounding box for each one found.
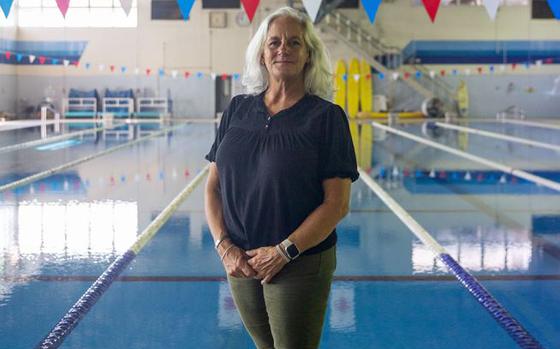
[347,58,360,119]
[359,124,373,171]
[359,59,373,113]
[350,122,360,158]
[456,80,469,117]
[334,59,347,110]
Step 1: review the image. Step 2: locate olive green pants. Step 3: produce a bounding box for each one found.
[227,246,336,349]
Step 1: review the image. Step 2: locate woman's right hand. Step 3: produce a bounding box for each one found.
[218,241,257,278]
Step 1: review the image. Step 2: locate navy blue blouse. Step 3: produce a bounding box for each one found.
[205,92,359,255]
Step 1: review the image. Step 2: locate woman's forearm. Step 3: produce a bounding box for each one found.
[288,200,348,253]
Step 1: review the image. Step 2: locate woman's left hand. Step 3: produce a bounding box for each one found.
[246,247,288,285]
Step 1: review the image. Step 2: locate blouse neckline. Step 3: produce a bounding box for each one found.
[256,90,310,118]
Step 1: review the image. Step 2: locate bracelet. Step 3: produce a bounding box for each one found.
[214,235,230,250]
[220,244,235,262]
[275,244,291,263]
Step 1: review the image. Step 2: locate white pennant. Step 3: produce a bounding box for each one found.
[392,72,399,81]
[429,70,435,78]
[119,0,133,16]
[353,74,360,81]
[483,0,500,21]
[63,59,70,66]
[98,64,105,71]
[171,70,178,78]
[134,67,140,75]
[302,0,322,23]
[29,54,36,63]
[210,73,217,80]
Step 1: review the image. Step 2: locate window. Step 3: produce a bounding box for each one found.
[532,0,555,19]
[18,0,138,27]
[412,0,528,5]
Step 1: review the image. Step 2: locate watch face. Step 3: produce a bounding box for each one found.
[286,244,299,258]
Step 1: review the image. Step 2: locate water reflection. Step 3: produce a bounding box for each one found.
[329,282,356,333]
[412,225,532,273]
[0,200,138,304]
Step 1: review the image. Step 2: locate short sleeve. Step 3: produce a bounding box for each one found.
[318,105,359,182]
[204,96,239,162]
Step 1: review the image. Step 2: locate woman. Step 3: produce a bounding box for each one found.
[204,6,359,349]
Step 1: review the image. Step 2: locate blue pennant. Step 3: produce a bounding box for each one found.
[362,0,382,23]
[177,0,195,21]
[0,0,13,18]
[547,0,560,20]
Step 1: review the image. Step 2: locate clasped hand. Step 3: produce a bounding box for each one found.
[221,245,287,284]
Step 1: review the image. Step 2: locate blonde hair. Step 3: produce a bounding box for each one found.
[242,7,333,100]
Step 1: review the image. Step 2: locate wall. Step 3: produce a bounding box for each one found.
[3,1,560,117]
[0,6,18,116]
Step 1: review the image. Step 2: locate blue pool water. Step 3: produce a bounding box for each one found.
[0,120,559,348]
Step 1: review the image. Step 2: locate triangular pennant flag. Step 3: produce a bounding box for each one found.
[184,71,191,78]
[121,66,127,73]
[4,51,11,60]
[56,0,70,17]
[353,74,360,81]
[16,53,22,62]
[63,59,70,66]
[29,55,36,63]
[240,0,259,22]
[146,68,151,76]
[98,64,105,71]
[483,0,500,21]
[171,70,178,78]
[0,0,13,18]
[547,0,560,20]
[134,67,139,75]
[85,62,91,69]
[110,65,115,72]
[177,0,195,21]
[302,0,321,23]
[158,68,165,76]
[362,0,382,23]
[210,72,217,80]
[38,56,46,64]
[119,0,133,16]
[52,58,59,65]
[422,0,441,23]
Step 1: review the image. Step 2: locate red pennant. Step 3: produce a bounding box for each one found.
[146,68,151,76]
[4,51,11,60]
[184,71,190,79]
[438,171,447,179]
[146,173,151,181]
[240,0,259,22]
[184,169,190,177]
[38,56,46,64]
[440,69,446,76]
[404,72,411,80]
[422,0,441,22]
[477,173,484,182]
[545,58,553,64]
[72,61,79,67]
[512,63,517,70]
[366,73,371,80]
[110,65,115,72]
[477,67,483,74]
[56,0,70,17]
[220,73,228,81]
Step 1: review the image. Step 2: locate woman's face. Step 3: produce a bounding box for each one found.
[262,16,310,84]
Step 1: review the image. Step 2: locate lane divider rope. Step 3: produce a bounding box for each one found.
[434,121,560,153]
[35,165,210,349]
[359,168,544,349]
[0,122,126,155]
[371,121,560,193]
[0,123,188,194]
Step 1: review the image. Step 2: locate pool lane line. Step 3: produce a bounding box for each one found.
[359,168,544,349]
[35,165,209,349]
[434,121,560,153]
[0,122,187,194]
[5,274,560,283]
[371,121,560,193]
[499,119,560,131]
[0,122,127,155]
